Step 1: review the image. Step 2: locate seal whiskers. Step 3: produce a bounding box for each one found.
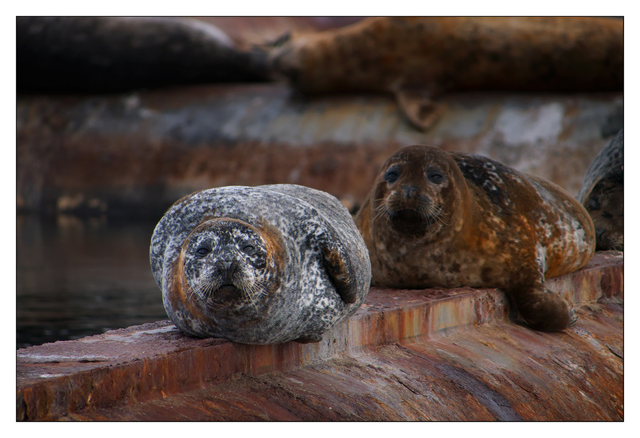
[187,276,217,300]
[373,203,392,222]
[416,200,450,228]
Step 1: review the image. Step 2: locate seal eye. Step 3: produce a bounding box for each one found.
[427,171,444,184]
[195,245,211,257]
[384,168,400,183]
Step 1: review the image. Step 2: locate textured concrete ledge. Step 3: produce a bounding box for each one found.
[16,251,623,421]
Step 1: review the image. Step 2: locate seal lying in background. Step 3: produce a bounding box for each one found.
[17,16,268,93]
[355,145,595,331]
[269,17,622,130]
[577,130,624,251]
[150,184,371,344]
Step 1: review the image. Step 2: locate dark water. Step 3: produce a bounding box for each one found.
[16,215,168,349]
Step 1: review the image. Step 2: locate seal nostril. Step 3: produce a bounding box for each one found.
[402,185,418,199]
[216,259,239,280]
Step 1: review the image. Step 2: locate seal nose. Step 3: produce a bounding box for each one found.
[216,260,239,274]
[402,185,419,199]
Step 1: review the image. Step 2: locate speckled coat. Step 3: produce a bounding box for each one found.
[577,129,623,251]
[355,145,595,331]
[150,184,371,344]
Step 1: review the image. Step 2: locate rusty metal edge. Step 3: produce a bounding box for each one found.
[16,252,623,420]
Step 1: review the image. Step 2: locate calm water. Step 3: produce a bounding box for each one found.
[16,215,168,349]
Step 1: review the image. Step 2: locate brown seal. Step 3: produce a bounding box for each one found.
[269,17,622,130]
[354,145,595,331]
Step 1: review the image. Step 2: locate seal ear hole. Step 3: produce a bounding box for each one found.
[384,168,400,183]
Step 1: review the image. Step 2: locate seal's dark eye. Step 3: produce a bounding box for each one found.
[384,168,400,183]
[427,171,444,184]
[196,246,211,257]
[242,244,256,255]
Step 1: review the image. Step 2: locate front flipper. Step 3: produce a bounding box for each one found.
[321,245,358,304]
[294,334,323,343]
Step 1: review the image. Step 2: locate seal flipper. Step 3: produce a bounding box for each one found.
[506,247,575,332]
[508,282,574,332]
[294,334,323,343]
[392,81,444,132]
[321,245,358,304]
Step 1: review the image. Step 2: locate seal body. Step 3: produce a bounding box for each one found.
[17,17,268,93]
[150,184,371,344]
[270,17,623,95]
[577,130,623,251]
[355,145,595,331]
[269,17,622,130]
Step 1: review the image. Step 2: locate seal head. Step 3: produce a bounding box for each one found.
[180,218,280,317]
[370,145,466,241]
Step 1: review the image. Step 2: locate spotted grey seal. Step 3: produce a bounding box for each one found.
[150,184,371,344]
[577,129,623,251]
[355,145,595,331]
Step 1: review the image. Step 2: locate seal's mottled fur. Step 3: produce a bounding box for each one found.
[355,145,595,332]
[150,184,371,344]
[577,130,623,251]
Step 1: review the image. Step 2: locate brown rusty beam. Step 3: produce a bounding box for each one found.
[16,252,622,421]
[17,85,622,218]
[66,305,622,421]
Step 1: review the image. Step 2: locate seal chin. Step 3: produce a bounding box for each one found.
[202,283,248,312]
[389,209,429,235]
[212,284,242,301]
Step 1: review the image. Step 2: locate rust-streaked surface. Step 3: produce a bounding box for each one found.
[16,252,623,421]
[63,305,623,421]
[17,84,622,217]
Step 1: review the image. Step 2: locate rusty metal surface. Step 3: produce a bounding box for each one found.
[64,303,623,421]
[16,252,623,421]
[17,84,622,218]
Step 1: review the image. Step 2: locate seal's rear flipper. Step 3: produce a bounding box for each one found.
[568,307,578,326]
[509,284,574,332]
[321,246,358,304]
[393,84,443,132]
